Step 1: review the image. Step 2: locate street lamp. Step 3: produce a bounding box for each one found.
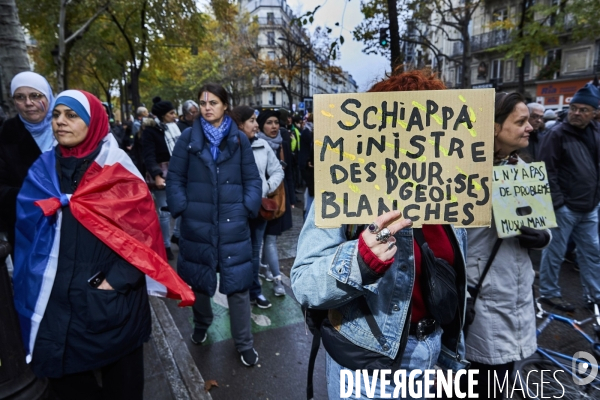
[278,37,308,106]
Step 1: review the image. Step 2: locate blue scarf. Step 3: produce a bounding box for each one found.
[201,115,232,160]
[20,90,55,152]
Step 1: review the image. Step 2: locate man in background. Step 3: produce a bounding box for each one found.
[538,84,600,312]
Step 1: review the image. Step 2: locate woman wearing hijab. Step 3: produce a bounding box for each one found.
[142,96,182,260]
[231,105,284,308]
[167,83,262,366]
[256,110,294,297]
[0,71,55,247]
[12,90,194,400]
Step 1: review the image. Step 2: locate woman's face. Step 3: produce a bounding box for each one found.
[52,104,89,148]
[494,102,532,156]
[162,109,177,124]
[199,91,227,126]
[263,116,280,138]
[13,86,50,124]
[239,114,259,140]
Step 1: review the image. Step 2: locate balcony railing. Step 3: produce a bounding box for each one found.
[257,17,287,27]
[471,30,511,53]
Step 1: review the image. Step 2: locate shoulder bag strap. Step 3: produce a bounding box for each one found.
[307,320,321,400]
[305,297,383,400]
[469,238,503,306]
[412,228,425,248]
[356,296,384,340]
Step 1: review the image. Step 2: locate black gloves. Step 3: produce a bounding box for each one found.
[465,297,476,326]
[517,226,550,249]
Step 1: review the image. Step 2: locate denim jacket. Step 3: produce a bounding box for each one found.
[291,206,470,371]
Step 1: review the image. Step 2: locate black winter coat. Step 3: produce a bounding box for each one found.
[32,147,151,378]
[0,117,42,247]
[142,123,171,179]
[538,120,600,212]
[177,118,193,133]
[166,119,262,296]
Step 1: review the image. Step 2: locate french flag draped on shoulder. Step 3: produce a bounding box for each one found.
[13,90,194,362]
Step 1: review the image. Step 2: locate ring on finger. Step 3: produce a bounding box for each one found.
[387,240,396,251]
[368,222,380,234]
[375,228,391,243]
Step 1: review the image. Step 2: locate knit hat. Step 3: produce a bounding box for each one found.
[543,109,557,121]
[571,84,600,109]
[257,110,280,133]
[151,96,175,120]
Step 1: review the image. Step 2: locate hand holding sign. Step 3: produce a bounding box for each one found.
[517,226,551,249]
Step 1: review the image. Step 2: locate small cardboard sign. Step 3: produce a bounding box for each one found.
[492,162,557,238]
[313,89,495,228]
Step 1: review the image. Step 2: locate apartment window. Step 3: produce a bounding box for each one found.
[564,48,590,73]
[548,49,561,63]
[523,54,531,79]
[455,65,463,87]
[493,8,508,22]
[270,92,276,105]
[491,59,504,79]
[549,0,563,26]
[505,60,514,82]
[267,31,275,45]
[266,12,274,24]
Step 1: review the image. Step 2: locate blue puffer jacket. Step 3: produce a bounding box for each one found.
[166,118,262,296]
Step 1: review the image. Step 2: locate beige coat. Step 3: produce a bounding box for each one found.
[464,220,539,365]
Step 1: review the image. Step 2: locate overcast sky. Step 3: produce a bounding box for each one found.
[286,0,390,91]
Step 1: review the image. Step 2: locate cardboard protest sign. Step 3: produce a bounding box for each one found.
[314,89,495,228]
[492,162,557,238]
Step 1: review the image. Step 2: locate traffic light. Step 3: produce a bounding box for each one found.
[379,27,389,47]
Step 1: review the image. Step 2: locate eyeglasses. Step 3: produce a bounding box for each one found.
[569,105,594,115]
[13,92,45,103]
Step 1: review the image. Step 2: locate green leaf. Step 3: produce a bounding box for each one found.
[309,16,314,23]
[340,35,345,44]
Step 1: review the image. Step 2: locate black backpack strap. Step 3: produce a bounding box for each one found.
[468,238,503,306]
[356,296,384,340]
[307,326,321,399]
[412,228,425,248]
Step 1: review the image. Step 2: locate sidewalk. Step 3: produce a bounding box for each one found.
[144,296,212,400]
[143,203,326,399]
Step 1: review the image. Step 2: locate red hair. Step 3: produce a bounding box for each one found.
[368,66,446,93]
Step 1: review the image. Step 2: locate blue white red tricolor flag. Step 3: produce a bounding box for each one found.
[13,133,195,362]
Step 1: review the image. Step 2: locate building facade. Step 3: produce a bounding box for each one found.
[418,0,599,109]
[238,0,358,111]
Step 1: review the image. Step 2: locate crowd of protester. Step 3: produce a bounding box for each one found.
[1,66,599,399]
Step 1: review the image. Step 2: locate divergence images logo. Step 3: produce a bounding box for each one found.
[572,351,598,385]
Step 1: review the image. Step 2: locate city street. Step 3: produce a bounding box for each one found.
[141,205,600,400]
